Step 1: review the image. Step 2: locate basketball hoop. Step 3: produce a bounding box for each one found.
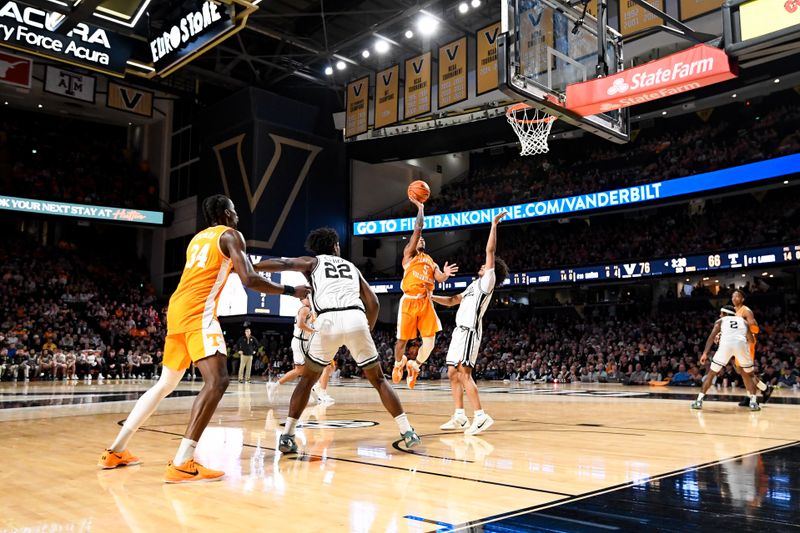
[506,103,557,156]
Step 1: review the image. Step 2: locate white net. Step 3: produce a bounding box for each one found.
[506,103,557,156]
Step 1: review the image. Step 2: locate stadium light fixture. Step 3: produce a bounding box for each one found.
[336,60,346,70]
[417,14,439,35]
[361,49,370,58]
[324,66,334,75]
[731,93,737,98]
[459,2,469,13]
[375,39,390,53]
[471,0,481,7]
[784,180,789,184]
[405,30,414,39]
[37,104,43,108]
[774,78,780,83]
[661,111,667,115]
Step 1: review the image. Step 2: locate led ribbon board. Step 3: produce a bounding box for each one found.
[353,153,800,236]
[0,195,164,225]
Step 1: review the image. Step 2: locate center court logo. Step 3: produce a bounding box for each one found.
[281,420,379,429]
[606,78,630,96]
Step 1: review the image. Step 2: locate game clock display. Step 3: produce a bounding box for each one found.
[369,243,800,293]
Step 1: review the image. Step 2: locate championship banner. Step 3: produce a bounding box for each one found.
[0,195,164,225]
[44,65,95,103]
[476,21,501,95]
[106,81,154,117]
[739,0,800,40]
[679,0,724,20]
[404,51,431,119]
[438,36,467,109]
[519,6,554,77]
[619,0,664,36]
[566,44,736,116]
[345,76,369,138]
[374,64,399,128]
[0,0,134,76]
[0,49,30,88]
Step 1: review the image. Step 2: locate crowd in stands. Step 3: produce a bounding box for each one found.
[367,93,800,220]
[0,110,160,209]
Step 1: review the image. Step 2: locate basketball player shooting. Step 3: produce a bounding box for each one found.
[432,211,508,435]
[255,227,421,453]
[98,195,309,483]
[393,191,458,388]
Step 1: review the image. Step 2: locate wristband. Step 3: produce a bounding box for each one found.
[282,285,296,296]
[749,325,760,334]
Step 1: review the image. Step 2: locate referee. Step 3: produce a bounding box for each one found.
[236,327,259,383]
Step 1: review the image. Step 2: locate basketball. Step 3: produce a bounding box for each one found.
[408,180,431,203]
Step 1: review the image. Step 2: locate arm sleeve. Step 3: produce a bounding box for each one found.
[479,269,496,293]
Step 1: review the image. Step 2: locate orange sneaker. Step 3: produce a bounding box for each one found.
[391,355,407,384]
[164,459,224,484]
[406,359,420,389]
[98,449,141,469]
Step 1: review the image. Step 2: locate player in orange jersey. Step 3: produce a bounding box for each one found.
[731,289,774,406]
[99,195,309,483]
[392,196,458,388]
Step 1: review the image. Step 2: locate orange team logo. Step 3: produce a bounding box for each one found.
[206,333,224,347]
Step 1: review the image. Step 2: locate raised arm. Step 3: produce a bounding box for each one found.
[431,293,463,307]
[220,230,309,299]
[402,198,425,266]
[358,272,379,330]
[485,211,508,270]
[434,262,458,282]
[701,320,722,363]
[254,256,317,273]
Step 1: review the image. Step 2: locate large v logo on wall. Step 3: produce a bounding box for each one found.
[212,133,323,249]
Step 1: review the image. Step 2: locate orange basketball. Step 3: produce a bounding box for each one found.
[407,180,431,203]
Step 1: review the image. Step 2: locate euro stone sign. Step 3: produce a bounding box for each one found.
[353,153,800,236]
[0,196,164,225]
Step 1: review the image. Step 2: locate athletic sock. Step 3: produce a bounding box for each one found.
[395,413,412,434]
[756,380,767,392]
[474,409,485,418]
[394,359,404,367]
[285,417,298,436]
[749,394,758,404]
[696,393,705,401]
[173,438,197,466]
[455,408,466,417]
[110,427,135,453]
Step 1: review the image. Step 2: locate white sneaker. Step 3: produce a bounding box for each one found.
[465,414,493,436]
[71,374,78,380]
[440,415,469,430]
[266,381,278,403]
[310,383,320,402]
[318,393,335,405]
[98,374,104,379]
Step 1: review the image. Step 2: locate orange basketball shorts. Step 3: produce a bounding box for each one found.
[396,295,441,340]
[163,320,227,371]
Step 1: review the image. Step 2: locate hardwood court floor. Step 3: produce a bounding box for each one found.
[1,379,798,532]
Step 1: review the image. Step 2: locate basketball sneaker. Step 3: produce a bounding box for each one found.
[690,400,703,410]
[392,355,407,384]
[465,414,494,436]
[749,401,761,412]
[440,415,469,430]
[761,384,774,404]
[164,459,224,484]
[401,429,421,449]
[279,434,298,454]
[406,359,420,389]
[310,383,321,402]
[97,449,141,469]
[737,397,750,407]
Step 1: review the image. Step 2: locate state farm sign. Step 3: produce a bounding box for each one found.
[566,45,737,116]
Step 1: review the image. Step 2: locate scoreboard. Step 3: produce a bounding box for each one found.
[370,243,800,293]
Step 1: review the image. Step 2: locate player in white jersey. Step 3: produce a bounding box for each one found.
[266,299,335,404]
[692,305,760,411]
[255,228,421,452]
[431,212,509,435]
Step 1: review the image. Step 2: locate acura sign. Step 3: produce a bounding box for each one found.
[0,0,134,75]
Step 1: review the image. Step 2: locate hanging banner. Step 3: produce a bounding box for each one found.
[566,44,737,116]
[106,81,154,117]
[374,64,399,129]
[404,51,431,119]
[680,0,724,20]
[438,36,467,109]
[44,65,95,103]
[345,76,369,138]
[619,0,664,36]
[519,5,554,77]
[0,49,30,88]
[476,21,501,95]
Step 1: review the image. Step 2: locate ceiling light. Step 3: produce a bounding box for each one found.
[336,60,346,70]
[731,93,737,98]
[324,66,333,75]
[404,30,413,39]
[774,78,780,83]
[37,104,43,108]
[375,39,390,53]
[458,2,469,13]
[685,279,690,282]
[784,180,789,184]
[761,272,768,276]
[661,111,667,115]
[31,149,37,154]
[471,0,481,6]
[417,14,439,36]
[769,274,774,278]
[361,49,370,58]
[741,274,746,277]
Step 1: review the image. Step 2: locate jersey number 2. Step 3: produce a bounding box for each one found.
[324,263,352,279]
[186,243,210,269]
[729,320,739,329]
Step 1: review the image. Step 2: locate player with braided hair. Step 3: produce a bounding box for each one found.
[100,194,310,483]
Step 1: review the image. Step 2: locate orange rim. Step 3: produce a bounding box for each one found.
[506,102,557,125]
